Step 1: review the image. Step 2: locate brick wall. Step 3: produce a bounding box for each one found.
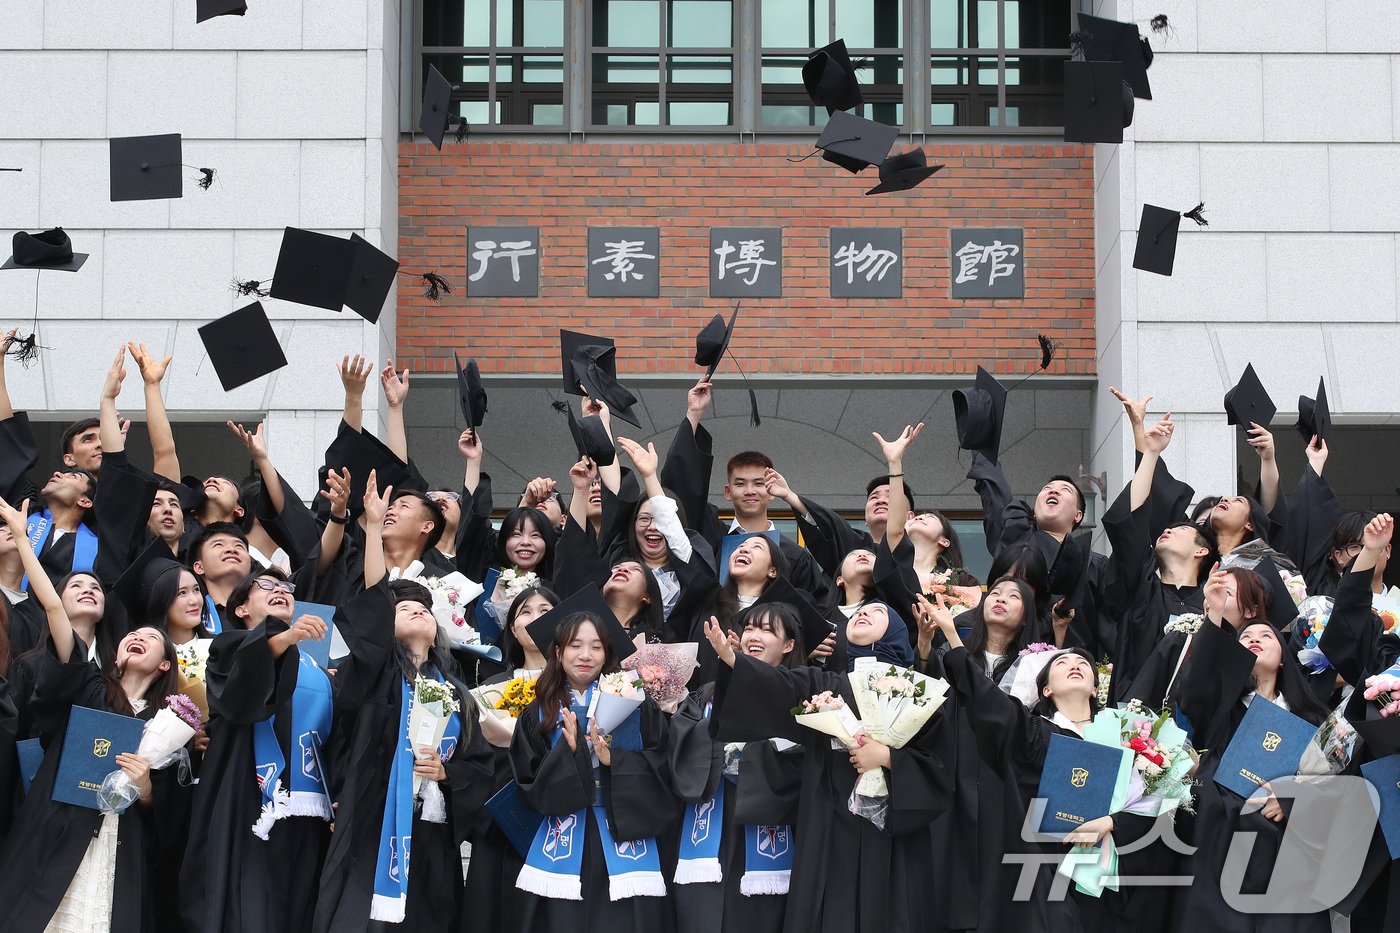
[397,141,1095,378]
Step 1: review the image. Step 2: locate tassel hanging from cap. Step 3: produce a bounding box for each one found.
[454,119,471,145]
[421,272,452,302]
[231,279,272,298]
[196,167,216,190]
[723,351,761,427]
[1068,30,1093,61]
[1183,203,1208,227]
[1149,14,1171,34]
[5,332,42,368]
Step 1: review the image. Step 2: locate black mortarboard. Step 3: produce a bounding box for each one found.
[114,538,187,619]
[1076,12,1153,100]
[454,353,487,430]
[816,110,899,174]
[695,304,739,380]
[555,401,617,467]
[1223,363,1276,431]
[1296,378,1331,443]
[802,39,864,114]
[1132,203,1207,277]
[569,340,641,429]
[196,0,247,22]
[747,577,833,659]
[952,366,1008,462]
[526,584,636,662]
[1063,60,1127,144]
[344,234,399,324]
[109,134,184,202]
[866,149,944,195]
[420,64,454,150]
[197,301,287,392]
[269,227,354,312]
[560,330,614,396]
[1,229,88,272]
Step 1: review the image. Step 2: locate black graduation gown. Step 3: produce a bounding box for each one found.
[668,686,801,933]
[0,654,181,933]
[313,584,495,933]
[1171,620,1330,933]
[1279,466,1345,599]
[508,690,676,933]
[711,655,948,933]
[967,452,1085,600]
[0,675,20,843]
[179,622,332,933]
[797,493,875,581]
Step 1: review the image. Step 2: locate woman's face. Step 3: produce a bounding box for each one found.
[603,561,650,607]
[635,502,669,562]
[510,594,554,654]
[1210,496,1252,536]
[1042,652,1095,704]
[505,520,546,571]
[61,573,105,622]
[241,575,294,627]
[837,549,875,593]
[394,599,437,645]
[165,570,205,633]
[116,627,170,677]
[983,580,1026,631]
[904,512,948,549]
[1240,623,1282,675]
[729,537,776,584]
[740,616,795,667]
[846,602,891,647]
[560,620,605,688]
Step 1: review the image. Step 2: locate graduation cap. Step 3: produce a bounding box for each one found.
[1223,363,1276,431]
[110,134,187,201]
[559,330,613,396]
[866,149,944,195]
[525,584,636,663]
[564,335,641,429]
[1063,60,1130,144]
[267,228,398,322]
[802,39,864,114]
[745,576,834,659]
[694,304,762,427]
[454,353,487,430]
[344,234,400,324]
[553,401,616,467]
[952,366,1008,462]
[1131,202,1207,276]
[197,0,248,22]
[197,301,287,391]
[420,64,454,150]
[1076,12,1153,100]
[1,229,88,272]
[812,110,899,174]
[1296,378,1331,443]
[317,422,424,519]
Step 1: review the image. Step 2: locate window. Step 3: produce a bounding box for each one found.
[411,0,1069,134]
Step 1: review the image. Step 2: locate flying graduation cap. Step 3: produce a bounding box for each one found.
[802,39,864,115]
[559,330,641,428]
[419,64,472,150]
[454,353,488,430]
[809,110,899,174]
[197,0,248,22]
[1223,363,1276,433]
[109,134,216,201]
[2,229,87,272]
[197,301,287,391]
[1132,202,1208,276]
[554,400,617,467]
[1296,377,1331,442]
[952,335,1056,463]
[694,303,760,426]
[1075,12,1154,100]
[262,227,400,322]
[866,149,944,195]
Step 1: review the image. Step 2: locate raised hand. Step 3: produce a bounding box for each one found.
[0,496,29,538]
[226,421,269,462]
[319,467,351,515]
[285,613,328,645]
[1305,436,1328,476]
[703,615,737,668]
[338,354,370,398]
[617,437,658,478]
[127,341,173,385]
[380,359,410,409]
[871,422,925,468]
[560,708,579,752]
[522,477,557,507]
[687,379,713,419]
[569,457,596,492]
[1142,414,1174,454]
[1364,513,1394,553]
[1203,565,1233,622]
[458,428,482,462]
[1247,423,1275,463]
[362,469,392,526]
[102,345,128,401]
[1108,386,1153,430]
[763,467,792,501]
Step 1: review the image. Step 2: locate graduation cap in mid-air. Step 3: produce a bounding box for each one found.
[262,227,400,323]
[1296,377,1331,443]
[197,301,287,392]
[1132,202,1208,277]
[1062,60,1132,144]
[197,0,248,22]
[809,110,900,174]
[454,354,488,430]
[694,303,760,426]
[866,149,944,195]
[952,366,1009,463]
[109,134,216,201]
[1223,363,1277,432]
[560,330,640,428]
[1075,11,1154,100]
[802,39,864,114]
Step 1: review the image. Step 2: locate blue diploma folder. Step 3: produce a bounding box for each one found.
[486,780,544,858]
[52,706,144,810]
[1213,698,1315,800]
[1362,754,1400,860]
[296,601,338,669]
[17,737,42,794]
[1035,733,1128,836]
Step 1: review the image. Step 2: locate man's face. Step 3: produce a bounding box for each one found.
[724,466,771,520]
[41,470,92,509]
[865,484,890,530]
[1033,479,1082,532]
[63,428,102,471]
[193,533,251,580]
[383,496,433,549]
[148,490,185,543]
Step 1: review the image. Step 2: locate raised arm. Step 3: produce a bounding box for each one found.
[0,328,18,422]
[1130,414,1174,512]
[1108,386,1153,454]
[620,436,692,563]
[338,354,371,434]
[98,345,128,456]
[316,467,352,576]
[582,390,622,496]
[1248,423,1280,515]
[227,421,285,517]
[874,422,925,550]
[566,456,596,532]
[128,341,179,480]
[0,496,72,661]
[380,359,410,464]
[361,470,392,589]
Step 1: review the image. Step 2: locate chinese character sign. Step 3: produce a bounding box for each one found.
[950,228,1025,299]
[709,228,782,298]
[466,226,540,297]
[587,227,660,297]
[830,228,902,298]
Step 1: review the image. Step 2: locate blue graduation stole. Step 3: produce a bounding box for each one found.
[517,686,666,901]
[475,567,502,640]
[371,672,462,922]
[21,510,97,591]
[250,651,334,839]
[202,595,223,635]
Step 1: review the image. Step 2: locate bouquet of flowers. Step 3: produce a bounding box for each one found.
[1363,661,1400,718]
[499,568,540,602]
[1376,590,1400,636]
[1083,699,1197,817]
[621,638,698,713]
[594,671,646,734]
[998,642,1060,707]
[482,677,537,719]
[1095,657,1113,708]
[410,676,461,795]
[847,659,949,800]
[790,691,863,749]
[1292,596,1337,674]
[928,569,981,616]
[97,694,202,815]
[422,572,487,652]
[1299,705,1357,775]
[175,639,209,683]
[1163,612,1205,636]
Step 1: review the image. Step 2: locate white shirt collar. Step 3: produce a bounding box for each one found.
[727,518,776,534]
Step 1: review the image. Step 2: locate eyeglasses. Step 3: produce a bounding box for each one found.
[1340,542,1364,557]
[635,514,656,528]
[251,579,295,594]
[428,491,461,503]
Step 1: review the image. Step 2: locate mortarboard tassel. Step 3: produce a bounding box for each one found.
[231,279,272,298]
[196,167,216,190]
[747,388,761,427]
[1068,30,1093,61]
[422,272,452,302]
[6,333,43,368]
[1150,14,1170,34]
[551,400,570,415]
[1182,203,1208,227]
[1037,333,1056,370]
[454,119,471,145]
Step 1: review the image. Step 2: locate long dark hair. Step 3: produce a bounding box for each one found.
[1030,647,1101,720]
[610,561,668,642]
[713,535,790,629]
[535,611,620,736]
[385,580,477,743]
[908,508,968,573]
[145,564,211,638]
[987,542,1052,634]
[493,507,556,579]
[499,585,560,669]
[107,629,181,718]
[1236,621,1331,726]
[58,571,121,667]
[736,603,805,669]
[965,575,1037,683]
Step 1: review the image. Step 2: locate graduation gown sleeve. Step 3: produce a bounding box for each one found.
[509,702,597,817]
[659,419,724,551]
[667,690,723,803]
[205,621,299,726]
[1283,466,1346,596]
[0,411,39,506]
[797,493,873,580]
[603,700,674,841]
[967,451,1019,558]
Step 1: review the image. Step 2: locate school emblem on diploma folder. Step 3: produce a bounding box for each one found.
[93,737,112,757]
[1071,767,1089,788]
[1263,731,1282,752]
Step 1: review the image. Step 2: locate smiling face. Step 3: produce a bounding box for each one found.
[1033,479,1083,533]
[724,466,771,521]
[837,549,875,594]
[728,536,777,584]
[201,476,244,519]
[235,575,295,627]
[165,570,205,634]
[560,619,605,690]
[148,489,185,543]
[61,573,105,622]
[1239,622,1283,676]
[587,479,603,522]
[1042,651,1095,705]
[982,579,1026,631]
[741,612,796,666]
[393,598,437,647]
[504,519,547,571]
[634,501,668,563]
[193,532,252,581]
[845,602,891,647]
[603,561,650,607]
[116,627,172,677]
[510,593,554,654]
[1210,495,1253,537]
